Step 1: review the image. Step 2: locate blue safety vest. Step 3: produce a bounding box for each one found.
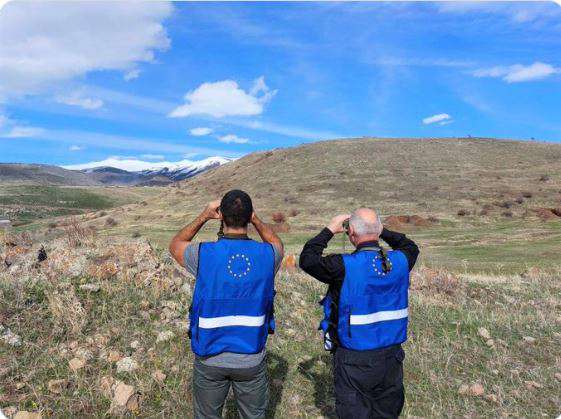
[320,248,410,351]
[189,238,276,357]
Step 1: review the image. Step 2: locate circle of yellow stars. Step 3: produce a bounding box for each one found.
[371,256,388,276]
[228,253,251,279]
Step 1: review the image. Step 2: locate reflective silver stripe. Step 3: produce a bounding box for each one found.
[350,308,408,325]
[199,315,266,329]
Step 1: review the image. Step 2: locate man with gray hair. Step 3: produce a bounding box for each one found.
[299,208,419,419]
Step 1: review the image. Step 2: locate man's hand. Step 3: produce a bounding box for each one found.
[203,200,221,221]
[327,214,350,234]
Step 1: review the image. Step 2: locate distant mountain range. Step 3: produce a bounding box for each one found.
[0,157,232,186]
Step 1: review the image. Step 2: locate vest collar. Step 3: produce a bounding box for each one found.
[354,240,381,253]
[221,233,250,240]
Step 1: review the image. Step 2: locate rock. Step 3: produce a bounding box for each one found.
[2,406,17,417]
[14,412,42,419]
[484,394,499,403]
[126,393,141,412]
[130,340,140,350]
[1,327,22,347]
[522,336,536,344]
[79,283,100,292]
[116,357,138,373]
[524,380,542,390]
[485,339,495,348]
[156,330,175,343]
[470,383,484,396]
[555,372,561,382]
[15,382,25,390]
[180,282,191,295]
[69,357,86,371]
[477,327,491,340]
[107,350,122,363]
[75,348,93,361]
[152,369,166,383]
[112,381,135,407]
[47,379,68,394]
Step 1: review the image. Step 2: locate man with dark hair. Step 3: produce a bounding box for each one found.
[169,190,284,419]
[299,208,419,419]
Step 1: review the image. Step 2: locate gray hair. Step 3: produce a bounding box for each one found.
[349,209,383,237]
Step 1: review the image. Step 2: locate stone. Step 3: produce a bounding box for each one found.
[470,383,484,396]
[107,350,122,363]
[152,369,166,383]
[1,328,22,347]
[14,412,42,419]
[112,381,135,407]
[554,372,561,382]
[47,379,68,394]
[69,357,86,371]
[477,327,491,340]
[100,376,115,398]
[524,380,542,390]
[156,330,175,343]
[484,394,499,403]
[79,283,100,292]
[522,336,536,344]
[116,357,138,373]
[130,340,140,349]
[75,348,93,361]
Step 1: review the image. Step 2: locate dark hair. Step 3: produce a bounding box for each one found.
[220,190,253,228]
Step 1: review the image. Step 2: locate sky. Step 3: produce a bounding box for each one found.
[1,1,561,168]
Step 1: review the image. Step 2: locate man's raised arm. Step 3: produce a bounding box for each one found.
[251,213,284,258]
[169,200,220,266]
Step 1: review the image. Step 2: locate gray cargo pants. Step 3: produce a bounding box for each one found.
[193,358,269,419]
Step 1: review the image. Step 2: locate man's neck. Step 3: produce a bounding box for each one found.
[223,226,248,236]
[354,235,380,249]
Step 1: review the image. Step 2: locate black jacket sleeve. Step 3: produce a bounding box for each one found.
[299,228,345,285]
[380,228,420,271]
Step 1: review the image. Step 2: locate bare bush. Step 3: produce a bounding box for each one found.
[46,288,86,335]
[522,191,533,198]
[106,217,118,227]
[502,210,513,218]
[288,209,300,217]
[457,209,469,217]
[411,267,462,296]
[539,174,550,182]
[272,212,286,224]
[63,217,94,247]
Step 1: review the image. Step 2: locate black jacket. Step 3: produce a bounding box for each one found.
[299,227,419,348]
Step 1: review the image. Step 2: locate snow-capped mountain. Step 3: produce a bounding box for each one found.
[62,157,232,186]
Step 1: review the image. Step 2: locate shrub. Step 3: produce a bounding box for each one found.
[271,212,286,224]
[539,174,550,182]
[497,200,513,209]
[515,196,524,204]
[288,209,300,217]
[99,211,107,217]
[105,217,118,227]
[48,222,58,229]
[522,191,533,198]
[502,211,513,218]
[457,209,469,217]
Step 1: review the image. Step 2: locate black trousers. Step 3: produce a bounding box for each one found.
[333,345,405,419]
[192,358,269,419]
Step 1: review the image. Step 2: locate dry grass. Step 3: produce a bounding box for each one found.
[0,232,559,417]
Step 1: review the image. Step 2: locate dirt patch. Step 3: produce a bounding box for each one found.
[384,214,434,228]
[532,207,561,221]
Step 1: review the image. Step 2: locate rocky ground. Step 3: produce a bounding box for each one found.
[1,227,560,418]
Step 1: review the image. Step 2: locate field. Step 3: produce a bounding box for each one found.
[0,185,161,226]
[1,137,560,417]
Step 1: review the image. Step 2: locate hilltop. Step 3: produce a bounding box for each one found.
[59,137,561,272]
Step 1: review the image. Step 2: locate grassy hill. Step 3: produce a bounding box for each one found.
[0,164,99,186]
[55,137,561,273]
[2,137,560,417]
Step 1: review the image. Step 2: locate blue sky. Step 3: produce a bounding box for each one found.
[1,1,561,168]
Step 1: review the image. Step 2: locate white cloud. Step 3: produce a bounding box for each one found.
[0,1,172,98]
[69,145,83,151]
[140,154,165,160]
[190,127,213,136]
[436,2,560,24]
[422,113,452,125]
[124,69,141,81]
[55,92,104,110]
[169,77,276,118]
[473,62,559,83]
[0,113,44,138]
[218,134,250,144]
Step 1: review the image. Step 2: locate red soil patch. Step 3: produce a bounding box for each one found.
[384,215,433,228]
